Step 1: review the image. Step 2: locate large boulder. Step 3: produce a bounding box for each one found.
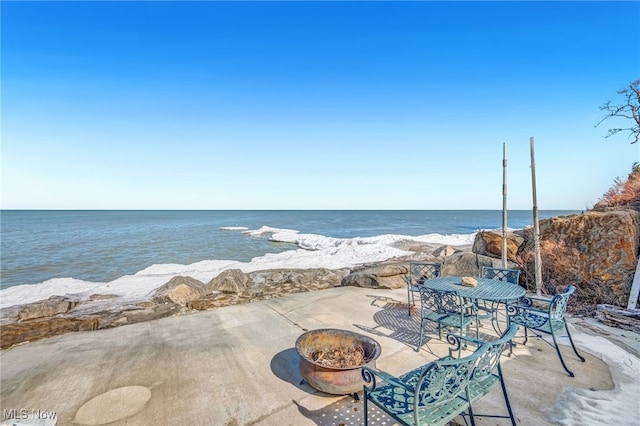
[524,210,640,305]
[341,255,524,290]
[472,230,524,262]
[441,252,517,277]
[341,263,408,289]
[17,296,80,321]
[249,268,348,291]
[255,268,348,298]
[432,245,457,258]
[150,276,209,305]
[207,269,252,295]
[187,268,350,308]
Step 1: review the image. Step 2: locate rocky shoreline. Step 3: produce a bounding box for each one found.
[0,241,476,349]
[2,208,639,350]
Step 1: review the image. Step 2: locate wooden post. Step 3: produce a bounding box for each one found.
[628,256,640,309]
[530,137,543,296]
[502,143,507,269]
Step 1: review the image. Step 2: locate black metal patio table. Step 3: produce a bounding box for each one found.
[421,276,526,334]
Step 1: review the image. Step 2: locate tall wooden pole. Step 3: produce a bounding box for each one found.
[502,143,507,268]
[530,137,543,296]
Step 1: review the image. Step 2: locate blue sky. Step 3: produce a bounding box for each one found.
[2,1,639,210]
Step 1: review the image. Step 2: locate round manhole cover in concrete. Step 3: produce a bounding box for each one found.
[74,386,151,425]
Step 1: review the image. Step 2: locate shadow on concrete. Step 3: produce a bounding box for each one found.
[293,394,396,426]
[271,347,398,425]
[270,347,318,394]
[355,294,440,353]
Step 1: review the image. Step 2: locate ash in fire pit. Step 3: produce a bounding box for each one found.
[296,329,381,395]
[311,346,366,368]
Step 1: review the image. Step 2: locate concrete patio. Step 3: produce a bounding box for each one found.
[1,286,639,426]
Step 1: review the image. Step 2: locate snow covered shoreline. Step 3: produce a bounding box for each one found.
[0,226,476,310]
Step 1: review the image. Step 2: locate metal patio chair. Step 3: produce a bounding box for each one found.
[406,262,441,316]
[480,266,521,285]
[477,266,522,332]
[416,287,478,352]
[506,285,586,377]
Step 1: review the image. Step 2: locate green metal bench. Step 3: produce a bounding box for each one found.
[451,324,519,426]
[362,325,519,426]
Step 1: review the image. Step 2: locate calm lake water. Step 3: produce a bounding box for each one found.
[0,210,577,289]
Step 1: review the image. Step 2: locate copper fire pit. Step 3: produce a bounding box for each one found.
[295,328,382,395]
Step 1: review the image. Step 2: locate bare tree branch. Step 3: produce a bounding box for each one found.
[595,79,640,144]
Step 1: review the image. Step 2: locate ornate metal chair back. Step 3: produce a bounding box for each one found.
[436,289,467,315]
[418,287,465,315]
[480,266,521,284]
[549,285,575,321]
[417,286,442,314]
[469,325,519,382]
[409,262,441,285]
[414,345,487,409]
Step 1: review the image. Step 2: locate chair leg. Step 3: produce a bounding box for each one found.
[550,328,575,377]
[507,318,514,356]
[363,391,369,426]
[522,327,529,345]
[491,302,504,335]
[498,364,516,426]
[564,319,586,362]
[416,318,425,352]
[408,289,418,316]
[468,405,477,426]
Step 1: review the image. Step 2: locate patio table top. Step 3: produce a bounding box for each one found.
[421,276,526,302]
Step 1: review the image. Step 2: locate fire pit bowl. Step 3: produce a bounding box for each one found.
[295,328,382,395]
